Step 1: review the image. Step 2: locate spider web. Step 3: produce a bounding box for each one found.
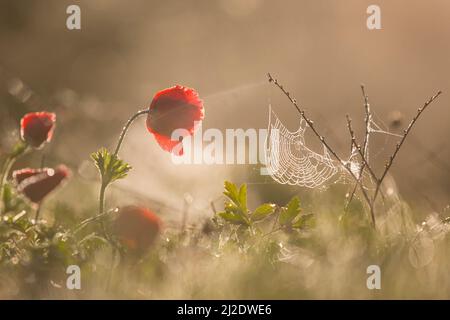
[265,106,339,188]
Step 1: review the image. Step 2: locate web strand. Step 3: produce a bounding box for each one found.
[265,106,339,188]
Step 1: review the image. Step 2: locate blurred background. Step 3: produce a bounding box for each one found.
[0,0,448,223]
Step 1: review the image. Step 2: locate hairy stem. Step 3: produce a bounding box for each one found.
[34,203,42,222]
[99,182,107,215]
[97,109,149,231]
[113,109,149,158]
[98,181,108,237]
[72,208,116,235]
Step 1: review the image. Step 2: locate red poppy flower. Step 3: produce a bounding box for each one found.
[20,112,56,148]
[146,85,204,156]
[113,206,162,253]
[13,165,70,203]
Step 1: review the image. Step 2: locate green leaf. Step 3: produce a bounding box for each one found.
[91,148,131,186]
[292,213,316,229]
[279,196,301,226]
[225,202,239,214]
[251,203,276,222]
[223,181,240,206]
[238,184,247,213]
[218,211,248,225]
[223,181,248,216]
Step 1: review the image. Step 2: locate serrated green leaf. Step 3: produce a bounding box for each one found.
[91,148,131,186]
[223,181,240,205]
[252,203,276,222]
[225,202,239,214]
[218,211,248,225]
[238,184,247,212]
[223,181,249,217]
[292,213,316,229]
[279,196,301,226]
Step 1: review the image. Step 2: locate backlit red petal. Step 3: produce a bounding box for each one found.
[146,86,203,154]
[17,165,70,203]
[20,112,56,148]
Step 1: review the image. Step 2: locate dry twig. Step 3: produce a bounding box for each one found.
[268,72,442,228]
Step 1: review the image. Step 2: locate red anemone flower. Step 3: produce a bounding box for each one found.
[113,206,162,253]
[146,85,204,156]
[13,165,70,203]
[20,112,56,148]
[13,168,44,184]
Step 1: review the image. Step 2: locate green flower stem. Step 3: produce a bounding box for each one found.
[99,182,105,211]
[72,208,116,235]
[113,109,149,158]
[97,109,149,222]
[34,203,42,222]
[98,183,109,239]
[0,157,14,214]
[96,109,148,293]
[0,142,28,216]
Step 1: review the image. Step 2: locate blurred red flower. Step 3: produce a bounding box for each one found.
[20,112,56,148]
[146,85,204,156]
[12,168,43,184]
[114,206,162,253]
[13,165,70,203]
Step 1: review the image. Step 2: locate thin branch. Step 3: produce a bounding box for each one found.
[345,115,376,224]
[210,201,217,214]
[268,73,343,165]
[373,90,443,203]
[345,183,359,210]
[346,85,373,208]
[346,115,378,182]
[361,84,371,160]
[268,73,374,223]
